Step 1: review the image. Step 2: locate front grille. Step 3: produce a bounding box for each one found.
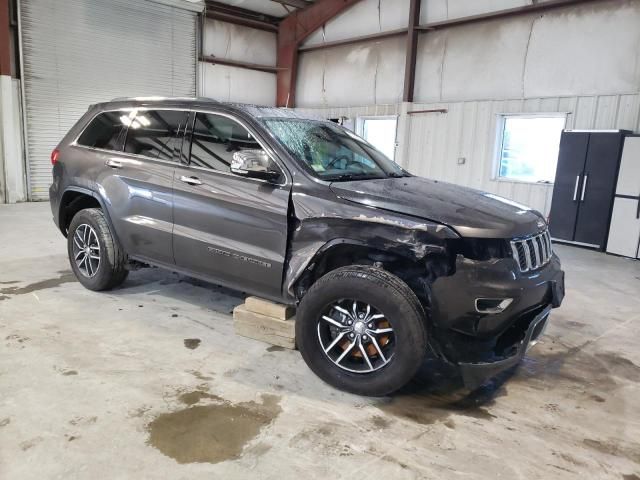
[510,230,553,272]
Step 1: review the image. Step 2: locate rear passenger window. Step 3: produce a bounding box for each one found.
[123,110,189,161]
[189,113,261,172]
[76,112,126,150]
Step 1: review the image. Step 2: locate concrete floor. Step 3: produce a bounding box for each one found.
[1,202,639,479]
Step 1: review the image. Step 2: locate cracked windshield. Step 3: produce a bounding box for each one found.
[262,118,406,181]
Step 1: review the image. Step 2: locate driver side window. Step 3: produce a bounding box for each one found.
[189,113,261,172]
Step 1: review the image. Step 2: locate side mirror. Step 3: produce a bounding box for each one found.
[231,150,281,183]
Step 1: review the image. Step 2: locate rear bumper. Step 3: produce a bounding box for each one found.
[458,305,551,389]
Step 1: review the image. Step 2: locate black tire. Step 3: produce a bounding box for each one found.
[296,265,428,396]
[67,208,128,291]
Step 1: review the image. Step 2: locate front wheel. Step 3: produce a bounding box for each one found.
[296,265,428,396]
[67,208,128,291]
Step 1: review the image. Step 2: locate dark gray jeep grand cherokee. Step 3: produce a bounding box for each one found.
[50,97,564,396]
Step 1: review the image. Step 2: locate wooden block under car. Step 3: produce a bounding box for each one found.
[233,304,296,349]
[244,296,295,320]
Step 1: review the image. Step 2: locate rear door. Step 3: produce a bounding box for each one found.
[172,111,291,298]
[91,108,189,265]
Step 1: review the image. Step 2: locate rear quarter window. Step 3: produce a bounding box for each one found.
[76,112,126,150]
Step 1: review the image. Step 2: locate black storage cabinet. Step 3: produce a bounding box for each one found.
[549,130,629,250]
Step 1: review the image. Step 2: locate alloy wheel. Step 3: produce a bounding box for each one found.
[72,224,101,278]
[317,299,395,373]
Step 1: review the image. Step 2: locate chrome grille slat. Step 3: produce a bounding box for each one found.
[510,229,553,273]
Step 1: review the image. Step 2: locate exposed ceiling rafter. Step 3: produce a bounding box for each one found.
[270,0,312,9]
[204,1,280,32]
[277,0,362,107]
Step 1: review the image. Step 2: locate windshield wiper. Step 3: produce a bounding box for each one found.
[325,173,384,182]
[388,171,410,178]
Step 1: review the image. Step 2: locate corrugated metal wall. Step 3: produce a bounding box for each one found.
[20,0,197,200]
[403,94,640,215]
[199,19,277,105]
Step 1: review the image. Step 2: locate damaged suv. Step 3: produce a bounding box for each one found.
[49,98,564,396]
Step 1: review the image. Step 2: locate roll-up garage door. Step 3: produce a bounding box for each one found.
[20,0,199,200]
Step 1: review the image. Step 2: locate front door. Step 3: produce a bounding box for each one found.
[172,111,291,299]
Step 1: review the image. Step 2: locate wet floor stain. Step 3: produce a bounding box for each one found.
[147,393,281,464]
[0,271,76,296]
[583,438,640,465]
[187,370,214,381]
[0,280,19,285]
[370,415,392,429]
[266,345,285,353]
[515,340,640,391]
[376,358,505,424]
[177,390,223,406]
[0,295,9,301]
[62,370,78,376]
[622,474,640,480]
[183,338,201,350]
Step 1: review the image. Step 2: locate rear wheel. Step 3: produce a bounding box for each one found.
[296,265,428,396]
[67,208,128,291]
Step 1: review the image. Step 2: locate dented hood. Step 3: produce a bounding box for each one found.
[329,176,546,238]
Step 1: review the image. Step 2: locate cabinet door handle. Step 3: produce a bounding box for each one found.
[636,198,640,219]
[580,175,588,201]
[573,175,580,201]
[180,175,202,186]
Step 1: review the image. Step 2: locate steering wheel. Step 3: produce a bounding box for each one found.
[326,155,364,171]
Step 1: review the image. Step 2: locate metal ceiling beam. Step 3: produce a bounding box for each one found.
[295,0,605,53]
[277,0,362,107]
[417,0,605,31]
[402,0,420,103]
[0,0,11,76]
[205,1,280,32]
[200,55,281,74]
[271,0,310,9]
[299,27,408,52]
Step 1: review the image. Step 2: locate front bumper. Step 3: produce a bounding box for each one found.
[458,305,551,389]
[428,253,565,388]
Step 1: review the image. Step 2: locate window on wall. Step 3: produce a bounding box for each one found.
[496,114,566,183]
[357,117,398,161]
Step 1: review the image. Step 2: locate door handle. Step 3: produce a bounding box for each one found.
[636,197,640,219]
[106,159,123,169]
[572,175,580,201]
[180,175,202,186]
[580,175,588,201]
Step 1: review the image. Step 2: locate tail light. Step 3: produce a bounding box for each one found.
[51,149,60,165]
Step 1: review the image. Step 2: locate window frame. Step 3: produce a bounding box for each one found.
[121,109,191,163]
[184,109,290,187]
[72,107,191,168]
[493,112,568,185]
[72,108,290,186]
[355,115,399,162]
[74,111,128,152]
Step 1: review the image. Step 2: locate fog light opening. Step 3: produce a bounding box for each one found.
[475,298,513,314]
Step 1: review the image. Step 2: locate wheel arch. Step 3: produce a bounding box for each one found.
[58,187,119,244]
[288,237,451,306]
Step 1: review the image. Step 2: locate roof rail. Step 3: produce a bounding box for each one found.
[108,96,216,102]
